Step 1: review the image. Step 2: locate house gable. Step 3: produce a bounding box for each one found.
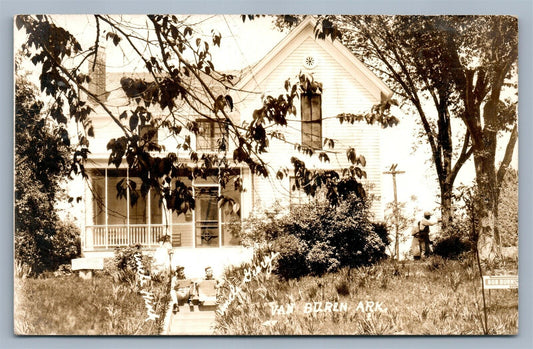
[237,17,392,103]
[234,17,389,219]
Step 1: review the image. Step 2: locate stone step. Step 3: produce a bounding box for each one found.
[171,318,215,335]
[169,305,216,335]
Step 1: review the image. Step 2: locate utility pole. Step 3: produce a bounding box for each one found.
[383,164,405,260]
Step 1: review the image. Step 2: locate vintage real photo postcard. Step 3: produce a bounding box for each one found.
[14,14,518,335]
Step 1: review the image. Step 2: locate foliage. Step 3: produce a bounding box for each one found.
[48,220,82,267]
[15,73,80,276]
[14,274,168,335]
[433,235,472,260]
[285,15,517,251]
[215,258,517,335]
[242,194,390,279]
[109,244,150,284]
[272,235,310,279]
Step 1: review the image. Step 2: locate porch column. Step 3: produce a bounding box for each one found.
[126,168,130,246]
[105,168,109,249]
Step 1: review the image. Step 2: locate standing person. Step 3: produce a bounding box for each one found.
[161,234,173,273]
[152,235,172,276]
[418,211,440,258]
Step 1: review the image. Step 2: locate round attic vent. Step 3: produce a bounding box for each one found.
[303,55,318,70]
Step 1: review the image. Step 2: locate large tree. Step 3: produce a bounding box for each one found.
[320,15,517,257]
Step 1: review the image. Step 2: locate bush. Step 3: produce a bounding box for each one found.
[306,241,340,275]
[433,235,472,260]
[242,194,390,279]
[49,221,81,267]
[272,235,309,279]
[14,218,81,277]
[108,244,150,284]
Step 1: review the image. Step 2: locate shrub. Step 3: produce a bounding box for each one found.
[272,235,309,279]
[306,242,340,276]
[242,194,390,279]
[335,279,350,296]
[53,264,72,277]
[14,218,81,277]
[433,235,472,260]
[108,244,150,284]
[49,221,81,267]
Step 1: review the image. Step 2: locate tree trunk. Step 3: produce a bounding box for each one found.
[473,150,501,260]
[440,184,453,234]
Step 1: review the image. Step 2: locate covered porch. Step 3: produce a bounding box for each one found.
[83,167,242,251]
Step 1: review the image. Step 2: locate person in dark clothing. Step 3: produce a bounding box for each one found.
[418,211,440,257]
[411,211,440,259]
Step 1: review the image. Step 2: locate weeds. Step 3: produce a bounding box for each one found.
[14,273,169,335]
[215,258,518,335]
[335,280,350,296]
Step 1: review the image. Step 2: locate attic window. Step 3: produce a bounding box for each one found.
[303,55,318,70]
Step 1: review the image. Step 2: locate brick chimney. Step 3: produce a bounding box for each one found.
[88,45,107,102]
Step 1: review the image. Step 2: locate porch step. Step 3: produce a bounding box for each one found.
[169,305,216,335]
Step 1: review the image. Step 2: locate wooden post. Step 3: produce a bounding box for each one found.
[383,164,405,260]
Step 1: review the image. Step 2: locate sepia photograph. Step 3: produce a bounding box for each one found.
[13,14,518,336]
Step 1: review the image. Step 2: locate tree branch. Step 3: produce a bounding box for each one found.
[496,123,518,187]
[450,129,473,184]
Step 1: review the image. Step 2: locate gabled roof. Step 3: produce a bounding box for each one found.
[236,16,393,102]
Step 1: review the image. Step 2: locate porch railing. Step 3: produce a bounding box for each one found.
[84,222,240,250]
[86,224,165,249]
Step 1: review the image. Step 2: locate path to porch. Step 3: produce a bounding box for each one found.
[166,304,216,335]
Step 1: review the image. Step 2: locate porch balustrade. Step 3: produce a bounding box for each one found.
[84,222,239,250]
[86,224,165,249]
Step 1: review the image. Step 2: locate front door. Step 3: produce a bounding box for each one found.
[195,186,219,247]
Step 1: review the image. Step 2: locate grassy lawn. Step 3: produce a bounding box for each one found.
[215,255,518,335]
[14,274,169,335]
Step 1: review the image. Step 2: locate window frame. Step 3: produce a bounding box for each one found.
[300,93,322,149]
[90,168,161,226]
[195,119,226,152]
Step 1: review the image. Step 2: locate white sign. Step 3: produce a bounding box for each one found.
[71,257,104,271]
[483,275,518,289]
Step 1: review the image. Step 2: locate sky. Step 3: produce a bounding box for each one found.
[14,14,519,223]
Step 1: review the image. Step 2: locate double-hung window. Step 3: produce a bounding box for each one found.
[301,93,322,149]
[196,119,225,152]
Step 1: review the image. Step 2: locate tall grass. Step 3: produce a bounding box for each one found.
[14,274,169,335]
[215,256,518,335]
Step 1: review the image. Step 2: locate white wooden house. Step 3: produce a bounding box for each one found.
[80,17,392,276]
